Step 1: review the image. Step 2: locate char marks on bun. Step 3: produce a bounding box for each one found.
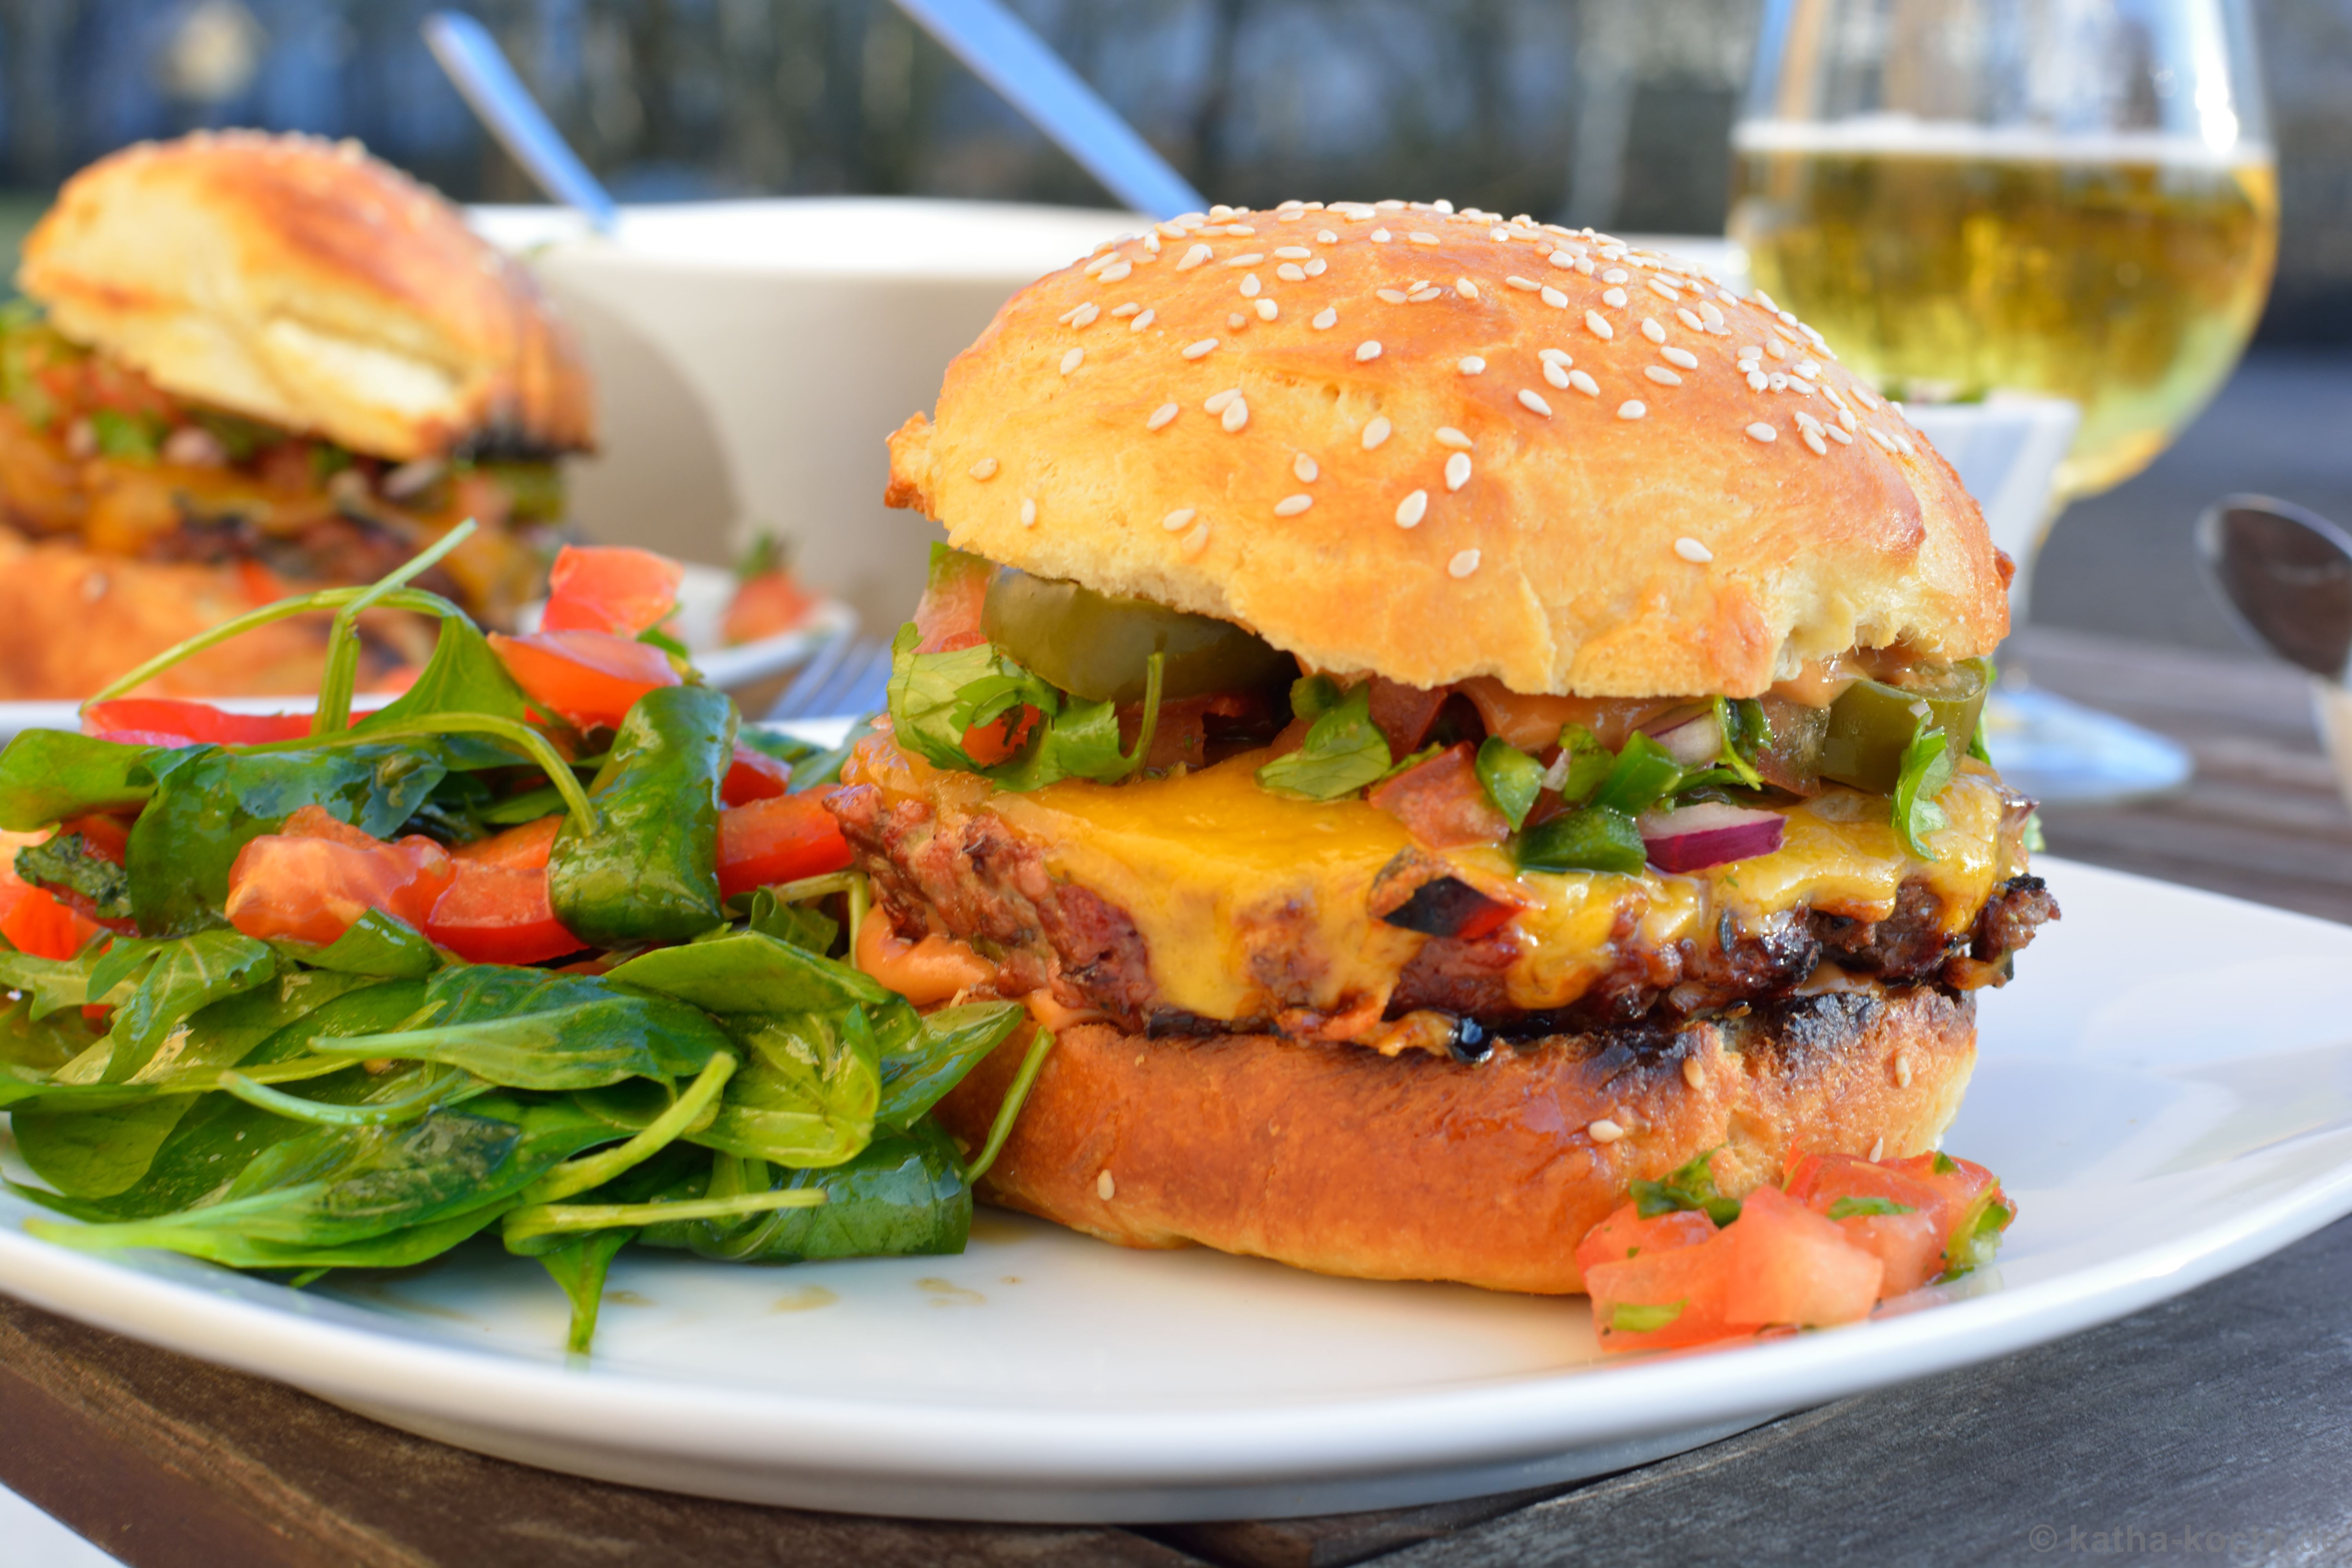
[18,129,595,462]
[886,198,2008,700]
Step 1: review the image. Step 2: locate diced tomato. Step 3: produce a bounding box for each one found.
[1575,1201,1718,1278]
[223,808,454,948]
[1367,742,1511,849]
[1885,1152,2016,1276]
[715,793,854,900]
[1721,1186,1884,1328]
[961,705,1038,766]
[913,546,993,653]
[540,545,684,637]
[1585,1236,1738,1352]
[1365,677,1448,756]
[722,571,818,646]
[425,862,581,965]
[1784,1153,1952,1296]
[0,829,105,960]
[853,912,996,1006]
[82,699,314,748]
[722,744,793,805]
[451,815,562,870]
[488,629,680,730]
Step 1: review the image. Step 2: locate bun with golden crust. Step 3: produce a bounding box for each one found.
[931,986,1975,1293]
[884,201,2006,699]
[19,130,594,462]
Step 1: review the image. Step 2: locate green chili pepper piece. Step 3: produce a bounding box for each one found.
[548,685,733,947]
[1818,658,1990,795]
[1515,804,1647,875]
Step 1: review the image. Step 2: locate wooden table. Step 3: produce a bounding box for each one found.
[5,626,2349,1568]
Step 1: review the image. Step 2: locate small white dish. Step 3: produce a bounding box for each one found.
[0,858,2347,1521]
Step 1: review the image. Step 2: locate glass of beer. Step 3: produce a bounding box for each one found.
[1728,0,2278,503]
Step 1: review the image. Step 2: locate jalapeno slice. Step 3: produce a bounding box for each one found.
[981,568,1294,703]
[1817,657,1991,794]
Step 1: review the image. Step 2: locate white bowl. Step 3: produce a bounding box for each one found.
[470,199,1142,631]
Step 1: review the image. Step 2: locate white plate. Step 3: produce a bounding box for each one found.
[0,564,856,741]
[0,859,2349,1522]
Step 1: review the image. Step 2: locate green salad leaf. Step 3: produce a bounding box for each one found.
[1256,678,1393,801]
[639,1121,971,1264]
[15,833,131,920]
[884,626,1159,792]
[272,910,440,979]
[0,731,159,831]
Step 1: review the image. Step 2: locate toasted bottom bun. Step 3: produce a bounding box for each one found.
[932,987,1975,1294]
[0,528,424,700]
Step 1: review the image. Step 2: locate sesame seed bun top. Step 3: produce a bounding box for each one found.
[884,198,2009,699]
[19,130,595,462]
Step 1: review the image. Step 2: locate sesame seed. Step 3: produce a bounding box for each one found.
[1370,228,1393,243]
[1869,1137,1885,1162]
[1161,507,1196,531]
[1434,427,1472,450]
[1682,1055,1705,1089]
[1255,298,1279,322]
[1456,277,1479,299]
[1312,307,1338,330]
[1177,243,1211,270]
[1789,376,1816,395]
[1838,408,1857,432]
[1274,493,1313,516]
[1294,452,1318,482]
[1491,226,1510,241]
[1132,307,1156,331]
[1459,355,1486,375]
[1083,250,1118,274]
[1677,307,1706,332]
[1448,548,1481,579]
[1276,262,1306,282]
[1304,258,1328,276]
[1827,425,1853,445]
[1020,497,1038,526]
[1640,318,1666,343]
[1547,250,1578,270]
[1778,310,1800,328]
[1541,286,1570,309]
[1617,400,1646,420]
[1544,362,1572,390]
[1408,231,1439,245]
[1111,302,1141,317]
[1716,288,1740,308]
[1356,340,1383,362]
[1644,365,1682,386]
[1602,287,1629,308]
[1746,421,1777,443]
[1061,301,1100,327]
[1746,370,1770,392]
[1575,257,1597,276]
[1894,432,1916,455]
[1445,452,1472,490]
[1864,426,1898,452]
[1098,1169,1116,1199]
[1274,245,1311,260]
[1209,203,1234,219]
[1395,489,1428,528]
[1377,288,1410,305]
[1505,275,1541,292]
[1158,221,1187,239]
[1568,369,1599,396]
[1059,347,1084,375]
[1675,536,1713,563]
[969,457,999,480]
[1518,388,1553,416]
[1895,1054,1913,1088]
[1203,388,1240,413]
[1584,310,1614,340]
[1143,231,1161,254]
[1316,229,1338,243]
[1227,312,1245,329]
[1753,288,1780,313]
[1738,345,1763,363]
[1363,417,1392,449]
[1538,347,1572,365]
[1099,260,1132,282]
[1767,337,1789,361]
[1797,359,1821,378]
[1855,387,1883,410]
[1662,346,1698,370]
[1182,338,1219,359]
[1600,267,1630,285]
[1700,301,1726,328]
[1180,521,1210,557]
[1647,278,1681,301]
[1222,399,1250,432]
[1148,403,1179,430]
[1240,273,1262,297]
[1408,287,1442,303]
[1794,410,1822,431]
[1803,428,1829,455]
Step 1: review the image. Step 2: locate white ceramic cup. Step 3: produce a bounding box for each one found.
[470,198,1141,631]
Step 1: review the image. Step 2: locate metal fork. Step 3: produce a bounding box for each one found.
[764,630,895,724]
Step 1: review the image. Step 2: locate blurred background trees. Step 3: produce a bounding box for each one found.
[0,0,2340,340]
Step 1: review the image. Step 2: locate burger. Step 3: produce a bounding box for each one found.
[0,130,593,699]
[836,198,2056,1296]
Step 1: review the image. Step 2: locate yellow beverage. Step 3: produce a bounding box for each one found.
[1728,122,2278,497]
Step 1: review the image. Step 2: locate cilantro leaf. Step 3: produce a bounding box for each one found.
[1628,1148,1740,1226]
[1609,1300,1686,1334]
[1893,726,1956,859]
[1474,737,1542,829]
[1828,1194,1916,1220]
[886,626,1002,772]
[1550,724,1614,805]
[885,626,1161,792]
[1256,681,1392,800]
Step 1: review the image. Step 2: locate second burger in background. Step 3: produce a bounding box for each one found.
[0,129,595,699]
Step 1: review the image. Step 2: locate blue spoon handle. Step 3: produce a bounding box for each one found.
[424,11,621,234]
[889,0,1205,220]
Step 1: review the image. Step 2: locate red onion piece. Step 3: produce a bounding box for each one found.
[1639,801,1786,872]
[1645,709,1722,766]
